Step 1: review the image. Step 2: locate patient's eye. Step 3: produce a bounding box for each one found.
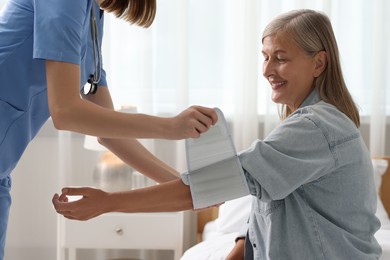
[276,56,286,62]
[262,53,269,62]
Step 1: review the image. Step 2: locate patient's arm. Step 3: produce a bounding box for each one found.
[226,238,245,260]
[52,179,193,221]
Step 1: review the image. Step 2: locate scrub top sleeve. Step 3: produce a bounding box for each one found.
[239,115,335,201]
[99,67,108,87]
[33,0,88,64]
[97,9,108,87]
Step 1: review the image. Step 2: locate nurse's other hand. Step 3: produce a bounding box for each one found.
[170,106,218,139]
[52,187,109,221]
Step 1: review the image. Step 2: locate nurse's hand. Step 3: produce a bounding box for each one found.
[52,187,109,221]
[170,106,218,139]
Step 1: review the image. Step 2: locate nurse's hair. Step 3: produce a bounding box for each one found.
[101,0,156,28]
[263,9,360,127]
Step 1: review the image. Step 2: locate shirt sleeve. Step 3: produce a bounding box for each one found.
[239,113,335,202]
[33,0,88,64]
[236,220,249,241]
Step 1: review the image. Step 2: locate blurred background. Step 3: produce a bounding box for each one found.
[0,0,389,259]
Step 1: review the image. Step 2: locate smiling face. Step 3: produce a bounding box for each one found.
[262,31,323,112]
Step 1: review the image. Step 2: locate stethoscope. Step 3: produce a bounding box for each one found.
[83,3,101,95]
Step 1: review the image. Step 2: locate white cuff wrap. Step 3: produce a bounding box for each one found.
[182,108,250,209]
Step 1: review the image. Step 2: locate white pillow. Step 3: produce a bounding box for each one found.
[215,195,252,234]
[181,232,237,260]
[372,159,390,229]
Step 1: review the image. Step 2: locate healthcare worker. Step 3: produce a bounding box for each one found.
[0,0,217,258]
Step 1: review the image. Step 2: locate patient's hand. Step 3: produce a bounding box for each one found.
[52,187,109,221]
[226,238,245,260]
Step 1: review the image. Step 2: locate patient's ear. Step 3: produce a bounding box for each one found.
[313,51,327,77]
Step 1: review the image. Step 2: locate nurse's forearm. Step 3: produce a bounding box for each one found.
[99,137,179,183]
[51,96,173,139]
[46,60,218,140]
[53,179,194,220]
[46,60,172,139]
[110,179,193,213]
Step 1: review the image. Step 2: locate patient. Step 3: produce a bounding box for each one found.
[53,9,382,259]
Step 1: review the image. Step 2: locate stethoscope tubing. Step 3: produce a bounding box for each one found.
[85,2,101,95]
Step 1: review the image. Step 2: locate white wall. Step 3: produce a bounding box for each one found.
[5,121,60,260]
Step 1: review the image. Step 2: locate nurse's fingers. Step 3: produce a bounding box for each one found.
[193,106,218,126]
[58,193,68,202]
[52,193,85,219]
[52,193,70,213]
[61,187,95,197]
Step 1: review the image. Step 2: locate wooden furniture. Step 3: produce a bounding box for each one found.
[196,208,219,242]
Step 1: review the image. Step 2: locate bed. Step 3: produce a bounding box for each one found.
[182,157,390,260]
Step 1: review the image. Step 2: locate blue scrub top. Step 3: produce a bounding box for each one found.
[0,0,107,178]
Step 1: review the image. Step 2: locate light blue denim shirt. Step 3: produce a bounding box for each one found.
[239,90,381,259]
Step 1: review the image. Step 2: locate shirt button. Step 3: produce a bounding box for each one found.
[253,243,256,248]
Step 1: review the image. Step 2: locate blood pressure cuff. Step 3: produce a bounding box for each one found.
[181,108,250,209]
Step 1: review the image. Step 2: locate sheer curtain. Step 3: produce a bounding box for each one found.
[91,0,389,163]
[102,0,389,159]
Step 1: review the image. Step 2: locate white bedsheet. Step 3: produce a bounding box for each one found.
[181,221,237,260]
[376,228,390,260]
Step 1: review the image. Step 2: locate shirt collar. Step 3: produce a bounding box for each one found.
[299,88,321,108]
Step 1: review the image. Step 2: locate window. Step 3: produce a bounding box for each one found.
[102,0,389,118]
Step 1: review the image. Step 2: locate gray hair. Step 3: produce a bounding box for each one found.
[263,9,360,127]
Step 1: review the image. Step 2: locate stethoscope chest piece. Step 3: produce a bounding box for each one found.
[83,75,98,95]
